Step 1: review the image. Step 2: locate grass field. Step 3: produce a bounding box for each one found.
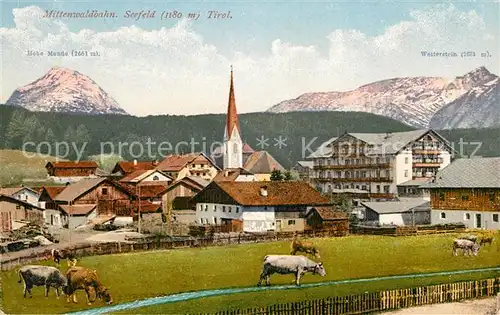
[0,149,62,186]
[1,235,499,314]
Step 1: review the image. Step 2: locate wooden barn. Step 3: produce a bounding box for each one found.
[45,161,99,177]
[305,206,349,233]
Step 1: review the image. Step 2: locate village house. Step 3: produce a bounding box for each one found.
[243,151,286,181]
[0,194,44,232]
[0,186,40,207]
[45,161,99,184]
[54,178,134,228]
[118,169,174,186]
[155,152,220,181]
[111,160,159,176]
[305,206,349,232]
[396,178,431,200]
[192,181,330,233]
[361,199,431,226]
[212,168,256,182]
[423,157,500,230]
[308,129,453,197]
[38,186,66,227]
[292,161,314,183]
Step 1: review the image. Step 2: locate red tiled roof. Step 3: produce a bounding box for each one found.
[59,204,97,216]
[208,181,329,206]
[46,161,99,169]
[156,153,209,172]
[114,161,157,174]
[308,207,347,220]
[132,200,162,213]
[41,186,66,200]
[118,183,168,198]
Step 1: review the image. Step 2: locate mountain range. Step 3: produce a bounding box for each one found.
[5,67,127,115]
[4,66,499,129]
[267,66,500,129]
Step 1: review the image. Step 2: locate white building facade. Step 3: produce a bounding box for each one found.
[309,130,452,196]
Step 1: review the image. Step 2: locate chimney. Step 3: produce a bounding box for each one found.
[133,159,137,166]
[260,186,268,197]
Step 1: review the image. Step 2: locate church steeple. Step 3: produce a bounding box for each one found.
[225,65,240,139]
[223,66,243,169]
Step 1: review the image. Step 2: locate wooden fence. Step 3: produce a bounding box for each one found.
[0,230,345,271]
[351,223,466,236]
[196,278,500,315]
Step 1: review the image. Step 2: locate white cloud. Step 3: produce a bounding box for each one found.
[1,4,498,116]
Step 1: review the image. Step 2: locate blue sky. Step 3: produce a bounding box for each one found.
[1,1,499,115]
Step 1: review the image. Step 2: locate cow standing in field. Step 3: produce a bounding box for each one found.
[290,235,320,259]
[51,249,77,267]
[18,265,68,298]
[65,266,113,305]
[479,235,494,246]
[257,255,326,287]
[452,239,480,256]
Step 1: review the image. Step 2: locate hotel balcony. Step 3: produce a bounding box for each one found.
[413,162,441,168]
[315,177,393,183]
[314,163,391,170]
[412,149,442,155]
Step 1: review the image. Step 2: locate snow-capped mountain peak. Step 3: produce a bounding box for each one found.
[6,67,128,115]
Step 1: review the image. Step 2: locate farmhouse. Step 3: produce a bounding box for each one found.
[119,169,174,186]
[54,178,134,227]
[423,157,500,230]
[0,194,44,232]
[38,186,66,227]
[156,153,219,181]
[361,199,430,226]
[45,161,99,183]
[213,168,256,182]
[0,186,40,207]
[305,206,349,232]
[397,178,431,200]
[111,160,158,176]
[192,181,330,233]
[308,129,453,195]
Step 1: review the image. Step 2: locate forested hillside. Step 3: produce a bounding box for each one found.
[1,106,498,168]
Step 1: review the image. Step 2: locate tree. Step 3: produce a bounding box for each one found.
[283,170,293,181]
[270,169,284,181]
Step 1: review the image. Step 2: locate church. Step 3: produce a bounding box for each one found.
[211,67,285,181]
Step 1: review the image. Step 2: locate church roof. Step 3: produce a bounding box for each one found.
[243,151,285,174]
[225,67,240,138]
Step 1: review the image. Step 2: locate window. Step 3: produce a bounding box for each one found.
[405,157,409,164]
[204,205,208,212]
[440,212,446,219]
[214,217,217,224]
[464,213,470,220]
[236,207,240,213]
[489,193,495,202]
[288,220,296,225]
[376,185,381,193]
[222,206,226,212]
[384,185,390,193]
[152,175,159,181]
[404,170,409,178]
[493,214,499,223]
[462,195,469,201]
[199,205,203,211]
[229,207,232,213]
[102,188,108,195]
[214,205,217,212]
[439,193,445,201]
[16,204,21,210]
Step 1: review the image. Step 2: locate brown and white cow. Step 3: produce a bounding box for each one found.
[51,249,77,267]
[65,266,112,305]
[290,235,320,259]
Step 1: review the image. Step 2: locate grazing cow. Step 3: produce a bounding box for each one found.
[51,249,77,267]
[290,236,320,259]
[65,266,112,305]
[18,265,68,298]
[479,235,494,246]
[459,235,478,243]
[257,255,326,287]
[452,239,480,256]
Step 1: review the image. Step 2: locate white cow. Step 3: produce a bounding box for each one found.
[453,239,480,256]
[257,255,326,287]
